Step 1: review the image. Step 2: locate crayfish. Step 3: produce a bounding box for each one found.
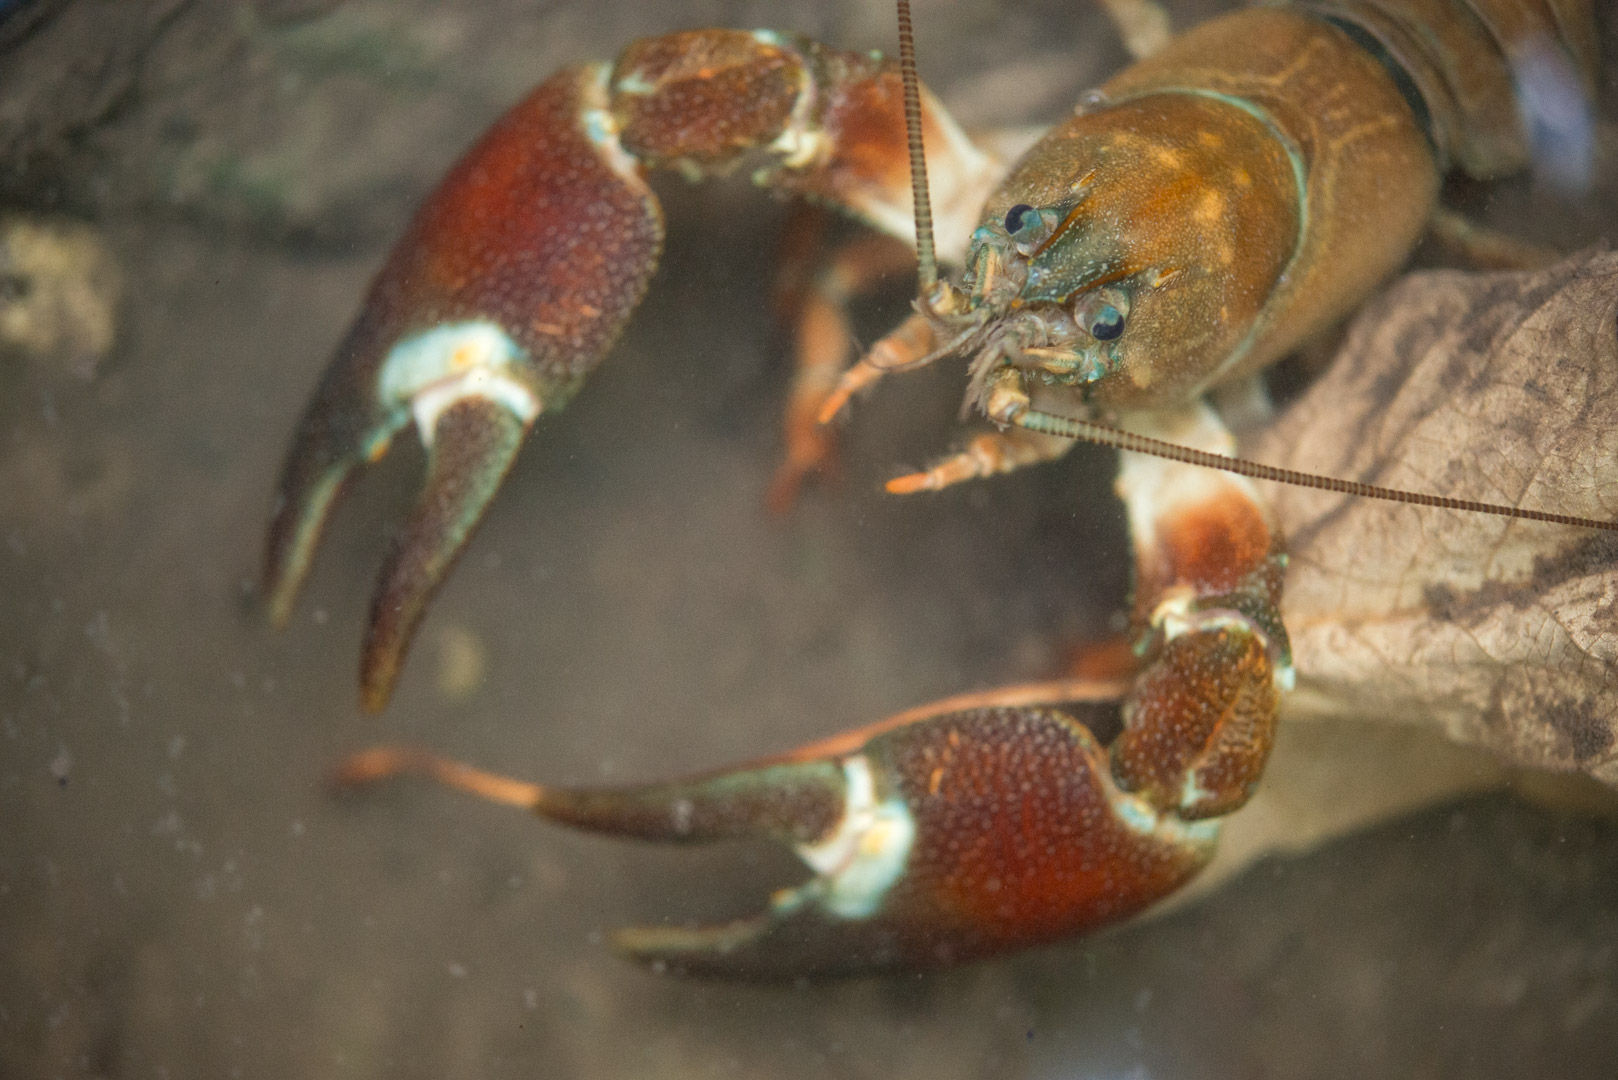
[263,0,1607,974]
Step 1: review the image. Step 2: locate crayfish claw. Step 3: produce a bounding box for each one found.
[360,396,530,713]
[335,680,1237,975]
[610,914,783,976]
[263,350,407,631]
[265,62,665,706]
[263,439,358,631]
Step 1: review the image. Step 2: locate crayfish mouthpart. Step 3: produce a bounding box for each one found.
[813,306,963,425]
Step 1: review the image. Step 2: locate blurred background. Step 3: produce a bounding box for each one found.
[1,1,1616,1076]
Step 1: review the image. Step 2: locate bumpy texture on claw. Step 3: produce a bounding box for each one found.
[265,65,664,710]
[266,27,1002,709]
[611,704,1221,975]
[334,657,1290,976]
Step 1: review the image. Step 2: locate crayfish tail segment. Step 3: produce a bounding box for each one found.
[360,398,530,712]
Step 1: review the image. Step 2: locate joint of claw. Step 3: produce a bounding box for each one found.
[1151,589,1271,650]
[789,755,915,920]
[1149,588,1295,691]
[378,321,542,446]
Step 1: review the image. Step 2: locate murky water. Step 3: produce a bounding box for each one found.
[3,1,1617,1077]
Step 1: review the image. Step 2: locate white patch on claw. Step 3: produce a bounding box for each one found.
[581,64,653,195]
[1179,771,1213,813]
[753,30,828,171]
[1152,592,1262,647]
[794,755,915,920]
[1151,593,1295,691]
[1149,586,1198,642]
[613,69,656,97]
[379,321,541,448]
[1111,787,1222,848]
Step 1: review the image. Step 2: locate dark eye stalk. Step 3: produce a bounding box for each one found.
[1073,290,1128,342]
[1089,304,1124,340]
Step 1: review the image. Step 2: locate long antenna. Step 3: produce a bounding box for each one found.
[896,0,938,291]
[1013,409,1618,533]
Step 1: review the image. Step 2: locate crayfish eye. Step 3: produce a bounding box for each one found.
[1003,203,1036,236]
[1089,304,1124,341]
[1073,290,1129,342]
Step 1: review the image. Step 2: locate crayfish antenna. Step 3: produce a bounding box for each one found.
[1010,408,1618,533]
[896,0,937,294]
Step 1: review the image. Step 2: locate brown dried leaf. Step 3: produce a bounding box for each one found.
[1247,248,1618,785]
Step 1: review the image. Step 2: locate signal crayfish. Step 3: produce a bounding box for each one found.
[262,0,1610,975]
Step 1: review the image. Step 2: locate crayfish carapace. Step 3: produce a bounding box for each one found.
[270,0,1605,974]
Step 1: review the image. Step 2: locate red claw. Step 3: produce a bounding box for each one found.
[266,28,966,709]
[334,625,1278,976]
[613,702,1218,975]
[331,419,1289,974]
[264,65,664,711]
